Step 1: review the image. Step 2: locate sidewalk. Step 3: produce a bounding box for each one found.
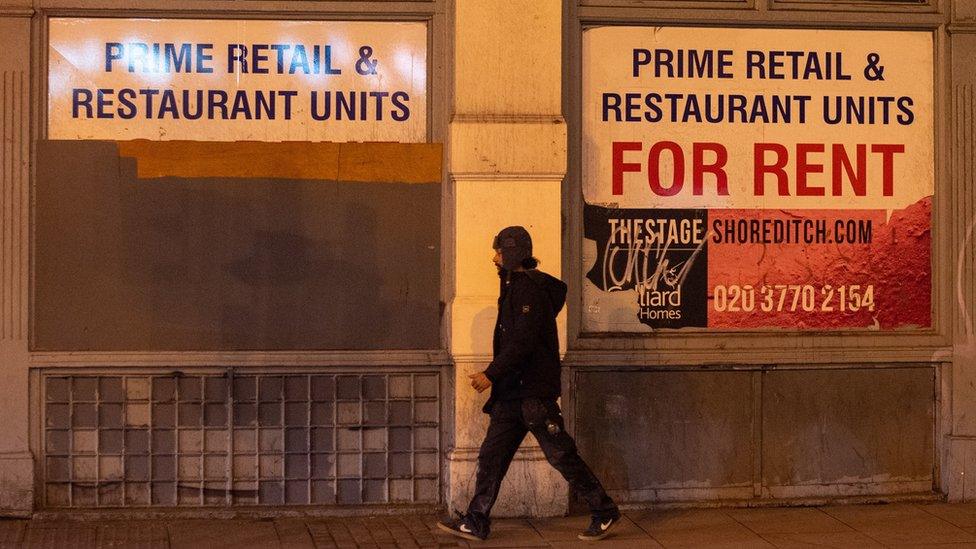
[5,503,976,548]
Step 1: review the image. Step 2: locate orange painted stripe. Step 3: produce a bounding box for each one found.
[339,142,443,185]
[116,140,442,183]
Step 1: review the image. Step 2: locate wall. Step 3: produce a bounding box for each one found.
[1,0,974,517]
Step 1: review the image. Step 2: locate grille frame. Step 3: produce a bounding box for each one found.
[39,368,443,510]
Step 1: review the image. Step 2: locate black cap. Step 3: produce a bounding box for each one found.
[492,226,533,271]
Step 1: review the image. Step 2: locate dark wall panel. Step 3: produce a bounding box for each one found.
[762,368,934,486]
[574,370,755,493]
[34,140,440,351]
[573,366,936,502]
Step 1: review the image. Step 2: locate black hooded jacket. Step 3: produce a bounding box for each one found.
[482,269,567,413]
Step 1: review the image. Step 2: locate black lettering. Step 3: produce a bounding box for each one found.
[391,91,410,121]
[72,88,93,118]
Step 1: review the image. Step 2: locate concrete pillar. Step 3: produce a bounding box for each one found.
[946,1,976,501]
[446,0,569,517]
[0,8,34,517]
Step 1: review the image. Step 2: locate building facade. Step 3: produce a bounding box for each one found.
[0,0,973,517]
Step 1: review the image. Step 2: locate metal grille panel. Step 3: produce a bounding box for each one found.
[42,372,441,508]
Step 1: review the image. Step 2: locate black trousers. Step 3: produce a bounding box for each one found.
[466,398,617,528]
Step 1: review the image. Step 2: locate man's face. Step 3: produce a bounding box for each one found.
[492,248,503,271]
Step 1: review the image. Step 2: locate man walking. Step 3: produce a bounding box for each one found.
[438,226,620,542]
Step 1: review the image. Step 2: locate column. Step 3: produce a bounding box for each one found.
[446,0,569,516]
[947,0,976,501]
[0,7,34,516]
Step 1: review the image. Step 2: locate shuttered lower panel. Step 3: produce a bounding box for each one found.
[41,371,441,508]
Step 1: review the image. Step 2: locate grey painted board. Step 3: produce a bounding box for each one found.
[34,140,440,351]
[574,370,755,492]
[762,368,935,486]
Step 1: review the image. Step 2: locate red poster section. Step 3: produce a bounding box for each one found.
[707,197,931,329]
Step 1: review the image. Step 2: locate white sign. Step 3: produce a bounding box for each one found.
[49,18,428,142]
[581,26,934,333]
[583,27,933,212]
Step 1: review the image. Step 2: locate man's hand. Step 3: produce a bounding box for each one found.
[468,372,492,393]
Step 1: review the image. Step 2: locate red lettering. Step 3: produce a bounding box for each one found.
[796,143,825,196]
[832,144,866,196]
[611,141,642,195]
[647,141,684,197]
[871,144,905,196]
[692,142,728,196]
[754,143,789,196]
[752,143,904,197]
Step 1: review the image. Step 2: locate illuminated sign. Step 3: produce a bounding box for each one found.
[48,18,428,142]
[582,27,934,331]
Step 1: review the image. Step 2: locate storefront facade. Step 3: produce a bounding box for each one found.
[0,0,973,517]
[1,1,456,515]
[560,0,975,509]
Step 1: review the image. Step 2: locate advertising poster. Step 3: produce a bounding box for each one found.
[582,27,933,332]
[48,18,427,142]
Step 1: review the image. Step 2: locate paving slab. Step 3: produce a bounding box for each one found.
[373,517,422,549]
[309,517,450,549]
[882,542,976,549]
[759,531,885,548]
[474,519,548,548]
[869,523,976,545]
[644,526,775,548]
[21,504,976,547]
[24,525,97,549]
[363,518,400,545]
[305,520,339,548]
[345,518,382,546]
[307,519,359,549]
[630,509,738,532]
[528,515,658,545]
[822,504,976,546]
[274,518,315,549]
[404,515,456,547]
[548,539,663,549]
[726,507,853,535]
[420,517,546,548]
[95,521,168,549]
[821,503,932,524]
[167,519,279,549]
[885,544,976,549]
[632,509,774,548]
[919,503,976,528]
